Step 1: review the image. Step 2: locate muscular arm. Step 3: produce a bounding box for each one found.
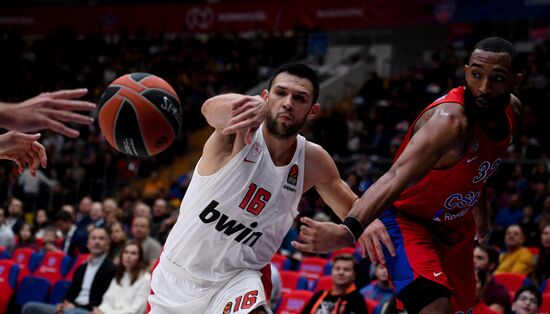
[304,142,358,219]
[199,93,267,175]
[473,186,490,243]
[348,104,467,228]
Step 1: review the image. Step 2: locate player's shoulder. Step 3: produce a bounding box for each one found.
[415,102,467,134]
[305,140,330,161]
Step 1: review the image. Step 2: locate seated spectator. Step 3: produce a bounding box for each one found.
[131,216,161,271]
[474,245,511,313]
[511,285,542,314]
[495,225,533,275]
[87,202,106,232]
[22,227,116,314]
[14,223,38,251]
[474,269,499,314]
[301,254,367,314]
[142,171,167,202]
[151,198,170,239]
[57,210,88,258]
[6,197,24,234]
[75,196,93,231]
[0,207,14,252]
[109,221,128,265]
[530,224,550,285]
[40,226,61,253]
[360,263,394,308]
[34,208,62,239]
[92,240,150,314]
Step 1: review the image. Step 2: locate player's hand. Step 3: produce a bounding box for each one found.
[291,217,354,253]
[358,219,396,265]
[3,88,96,138]
[475,224,491,244]
[222,95,268,144]
[0,131,47,175]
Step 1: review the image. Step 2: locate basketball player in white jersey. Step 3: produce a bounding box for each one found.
[148,63,358,313]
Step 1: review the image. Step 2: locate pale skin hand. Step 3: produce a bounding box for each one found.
[0,88,96,138]
[0,131,47,176]
[222,95,269,144]
[358,218,395,264]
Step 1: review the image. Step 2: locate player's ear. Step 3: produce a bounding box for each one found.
[261,89,269,100]
[307,103,320,120]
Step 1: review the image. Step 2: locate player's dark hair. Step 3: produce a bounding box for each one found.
[115,240,146,285]
[477,244,500,270]
[267,63,320,103]
[56,210,73,223]
[472,37,518,71]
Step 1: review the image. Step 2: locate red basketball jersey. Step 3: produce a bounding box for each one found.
[392,86,516,243]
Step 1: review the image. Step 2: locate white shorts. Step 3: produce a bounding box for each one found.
[148,255,272,314]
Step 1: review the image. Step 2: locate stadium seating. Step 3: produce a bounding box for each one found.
[540,293,550,314]
[313,275,332,292]
[65,253,90,280]
[493,273,533,295]
[329,247,359,261]
[298,257,329,290]
[276,290,314,314]
[49,280,72,304]
[11,248,42,284]
[280,271,307,293]
[271,253,291,272]
[15,276,50,305]
[33,251,72,284]
[0,260,19,314]
[540,278,550,294]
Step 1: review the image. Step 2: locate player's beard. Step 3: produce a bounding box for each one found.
[265,111,306,139]
[464,87,510,121]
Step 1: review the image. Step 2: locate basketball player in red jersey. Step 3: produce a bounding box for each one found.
[293,37,522,314]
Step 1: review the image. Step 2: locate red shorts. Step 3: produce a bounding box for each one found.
[380,209,476,313]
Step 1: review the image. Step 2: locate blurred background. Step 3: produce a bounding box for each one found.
[0,0,550,313]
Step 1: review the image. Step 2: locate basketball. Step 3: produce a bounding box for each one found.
[97,72,183,158]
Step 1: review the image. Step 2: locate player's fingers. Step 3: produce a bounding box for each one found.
[300,216,317,228]
[379,230,396,257]
[371,235,386,265]
[47,88,89,100]
[43,109,94,125]
[223,120,254,135]
[13,132,41,142]
[231,96,253,111]
[45,99,97,112]
[291,240,312,253]
[31,141,47,168]
[46,119,80,138]
[364,237,378,265]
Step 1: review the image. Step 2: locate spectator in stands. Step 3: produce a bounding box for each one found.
[530,224,550,285]
[151,198,170,239]
[40,226,61,253]
[494,193,523,232]
[102,198,118,227]
[14,223,38,251]
[511,286,542,314]
[22,227,116,314]
[34,208,62,239]
[301,254,367,314]
[5,197,24,234]
[535,195,550,225]
[57,210,88,258]
[92,240,150,314]
[130,216,160,271]
[360,263,394,309]
[76,196,93,230]
[519,205,539,247]
[142,171,167,202]
[495,224,533,275]
[0,207,14,252]
[17,167,55,212]
[133,201,152,221]
[474,269,499,314]
[474,245,511,313]
[87,202,106,231]
[108,221,128,265]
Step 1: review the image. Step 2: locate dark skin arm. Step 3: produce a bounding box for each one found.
[293,103,468,253]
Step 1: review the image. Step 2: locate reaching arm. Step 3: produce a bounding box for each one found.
[473,186,490,243]
[293,103,467,253]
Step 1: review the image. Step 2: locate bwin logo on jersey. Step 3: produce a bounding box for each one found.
[199,200,263,247]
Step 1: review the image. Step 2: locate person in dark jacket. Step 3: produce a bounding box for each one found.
[301,254,368,314]
[22,227,116,314]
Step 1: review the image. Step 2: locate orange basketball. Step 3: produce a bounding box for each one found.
[97,73,182,157]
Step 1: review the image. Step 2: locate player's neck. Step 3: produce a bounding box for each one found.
[262,127,297,166]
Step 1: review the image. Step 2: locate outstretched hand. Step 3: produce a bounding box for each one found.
[0,131,46,175]
[358,219,396,265]
[222,95,268,144]
[291,217,354,254]
[3,88,96,138]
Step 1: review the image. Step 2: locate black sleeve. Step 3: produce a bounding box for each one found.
[345,292,369,314]
[65,264,86,303]
[300,291,324,314]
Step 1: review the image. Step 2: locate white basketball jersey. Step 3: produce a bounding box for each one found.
[163,128,305,282]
